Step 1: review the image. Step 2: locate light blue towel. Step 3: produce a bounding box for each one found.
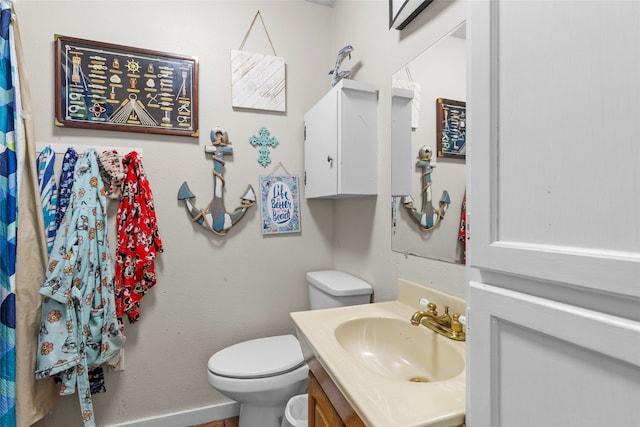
[36,146,57,253]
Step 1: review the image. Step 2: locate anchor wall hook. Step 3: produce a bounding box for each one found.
[402,146,450,231]
[177,126,256,236]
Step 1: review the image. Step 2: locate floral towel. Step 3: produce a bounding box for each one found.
[36,149,125,427]
[115,151,163,324]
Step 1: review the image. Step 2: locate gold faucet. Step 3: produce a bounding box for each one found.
[410,303,466,341]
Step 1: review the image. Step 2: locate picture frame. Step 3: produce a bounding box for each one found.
[389,0,434,30]
[55,35,199,137]
[260,175,301,235]
[436,98,466,159]
[231,49,286,112]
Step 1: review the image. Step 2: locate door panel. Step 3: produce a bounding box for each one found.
[468,282,640,427]
[467,0,640,297]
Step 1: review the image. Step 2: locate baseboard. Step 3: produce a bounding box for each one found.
[106,401,240,427]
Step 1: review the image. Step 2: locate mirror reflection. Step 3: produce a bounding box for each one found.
[391,22,466,264]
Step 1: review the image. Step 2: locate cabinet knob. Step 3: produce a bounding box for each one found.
[327,156,334,167]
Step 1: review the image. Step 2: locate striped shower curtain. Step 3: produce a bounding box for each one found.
[0,0,20,424]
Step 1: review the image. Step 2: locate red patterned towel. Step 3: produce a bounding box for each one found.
[115,151,164,324]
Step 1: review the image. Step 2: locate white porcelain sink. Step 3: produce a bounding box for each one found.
[290,280,466,427]
[334,317,465,383]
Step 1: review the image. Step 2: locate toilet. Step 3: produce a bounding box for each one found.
[207,270,373,427]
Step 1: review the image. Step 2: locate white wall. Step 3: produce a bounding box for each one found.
[17,1,334,426]
[16,0,466,425]
[329,0,467,301]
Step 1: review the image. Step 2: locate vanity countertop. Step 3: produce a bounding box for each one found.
[290,279,466,427]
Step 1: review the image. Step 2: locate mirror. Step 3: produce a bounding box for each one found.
[391,22,466,264]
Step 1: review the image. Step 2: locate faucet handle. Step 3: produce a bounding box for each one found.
[426,302,438,315]
[452,314,465,340]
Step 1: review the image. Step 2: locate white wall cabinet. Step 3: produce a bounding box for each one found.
[390,87,413,197]
[467,1,640,425]
[304,79,377,199]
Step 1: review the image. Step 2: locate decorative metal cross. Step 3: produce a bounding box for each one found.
[250,126,278,167]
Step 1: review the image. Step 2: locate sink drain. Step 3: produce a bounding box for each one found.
[408,376,430,383]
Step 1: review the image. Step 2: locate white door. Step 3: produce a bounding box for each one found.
[467,1,640,425]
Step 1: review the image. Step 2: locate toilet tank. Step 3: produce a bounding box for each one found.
[306,270,373,309]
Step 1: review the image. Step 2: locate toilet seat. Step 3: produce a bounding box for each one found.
[208,334,304,379]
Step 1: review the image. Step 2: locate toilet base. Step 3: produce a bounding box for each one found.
[239,402,287,427]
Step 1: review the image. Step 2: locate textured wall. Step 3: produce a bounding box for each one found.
[16,0,467,425]
[17,1,334,425]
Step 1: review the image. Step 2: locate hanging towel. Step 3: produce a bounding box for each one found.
[35,149,125,427]
[459,191,466,264]
[57,148,107,397]
[97,149,125,200]
[36,146,57,253]
[55,147,78,229]
[115,151,163,324]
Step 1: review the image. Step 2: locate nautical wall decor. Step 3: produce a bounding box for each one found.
[231,11,286,112]
[260,167,300,235]
[402,146,450,231]
[436,98,466,159]
[329,45,353,87]
[250,126,278,167]
[178,126,256,236]
[54,35,198,137]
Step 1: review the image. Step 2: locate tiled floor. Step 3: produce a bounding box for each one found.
[192,416,239,427]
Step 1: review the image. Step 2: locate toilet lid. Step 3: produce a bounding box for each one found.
[208,334,304,379]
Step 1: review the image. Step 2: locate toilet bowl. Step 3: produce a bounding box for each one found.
[207,335,308,427]
[207,270,373,427]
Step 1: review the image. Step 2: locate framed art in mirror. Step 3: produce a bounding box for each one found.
[436,98,466,159]
[389,0,434,30]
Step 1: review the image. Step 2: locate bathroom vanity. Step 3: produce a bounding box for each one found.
[291,279,466,427]
[308,364,363,427]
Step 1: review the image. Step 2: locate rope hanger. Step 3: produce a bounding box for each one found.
[239,10,278,56]
[268,161,292,177]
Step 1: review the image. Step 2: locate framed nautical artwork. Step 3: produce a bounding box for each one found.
[436,98,466,159]
[54,35,199,137]
[260,175,300,235]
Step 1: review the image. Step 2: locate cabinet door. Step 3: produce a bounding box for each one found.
[304,89,338,198]
[468,282,640,427]
[308,372,345,427]
[467,0,640,297]
[337,85,377,196]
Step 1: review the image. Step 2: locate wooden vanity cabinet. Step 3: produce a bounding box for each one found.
[308,371,344,427]
[307,360,365,427]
